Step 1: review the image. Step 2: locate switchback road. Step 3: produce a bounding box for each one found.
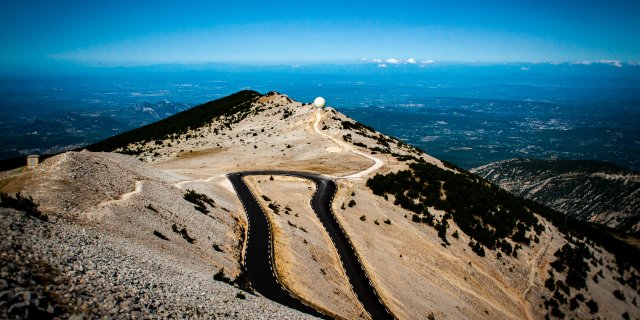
[228,171,394,320]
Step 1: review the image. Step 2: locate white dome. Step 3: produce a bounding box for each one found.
[313,96,326,109]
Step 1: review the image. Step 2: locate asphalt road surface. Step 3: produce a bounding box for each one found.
[228,171,394,320]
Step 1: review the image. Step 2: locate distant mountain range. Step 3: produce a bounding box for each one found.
[472,158,640,236]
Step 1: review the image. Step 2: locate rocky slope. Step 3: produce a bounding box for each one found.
[471,158,640,236]
[1,91,639,319]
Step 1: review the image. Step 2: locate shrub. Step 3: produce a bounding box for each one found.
[469,241,485,257]
[184,190,215,214]
[0,192,47,221]
[268,202,280,214]
[569,297,579,310]
[214,269,231,283]
[550,305,565,319]
[232,269,253,293]
[172,223,195,243]
[360,215,366,221]
[436,220,449,245]
[348,199,356,208]
[153,230,169,240]
[613,289,626,301]
[545,278,556,291]
[366,161,541,254]
[550,243,592,290]
[235,292,246,299]
[586,299,598,314]
[384,219,391,225]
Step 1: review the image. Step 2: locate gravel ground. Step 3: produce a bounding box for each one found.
[0,208,317,319]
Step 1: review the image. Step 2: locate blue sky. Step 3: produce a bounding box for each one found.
[1,0,639,72]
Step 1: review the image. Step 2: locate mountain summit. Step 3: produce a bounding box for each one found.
[1,91,638,319]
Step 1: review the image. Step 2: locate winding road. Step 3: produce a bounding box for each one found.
[228,171,394,320]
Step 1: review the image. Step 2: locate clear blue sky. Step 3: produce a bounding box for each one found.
[1,0,639,72]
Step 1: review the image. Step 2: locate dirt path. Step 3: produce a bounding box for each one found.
[97,181,143,207]
[313,111,384,179]
[524,223,554,297]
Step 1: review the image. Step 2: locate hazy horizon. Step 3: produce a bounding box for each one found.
[2,0,639,75]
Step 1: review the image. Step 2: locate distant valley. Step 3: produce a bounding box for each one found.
[472,158,640,236]
[0,100,189,160]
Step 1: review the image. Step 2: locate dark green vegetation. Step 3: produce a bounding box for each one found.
[183,189,215,214]
[153,230,169,240]
[367,161,640,274]
[368,158,640,318]
[0,192,47,221]
[367,161,543,254]
[213,269,232,283]
[171,223,195,243]
[84,90,261,153]
[213,268,253,294]
[541,237,605,318]
[340,118,418,159]
[550,242,593,290]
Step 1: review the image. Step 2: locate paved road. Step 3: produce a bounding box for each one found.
[227,172,326,319]
[228,171,394,320]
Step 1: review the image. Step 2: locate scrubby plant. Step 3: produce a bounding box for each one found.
[268,202,280,215]
[184,189,215,214]
[0,192,47,221]
[613,289,626,301]
[550,242,592,290]
[153,230,169,240]
[366,161,542,256]
[586,299,598,314]
[214,268,231,282]
[172,223,195,243]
